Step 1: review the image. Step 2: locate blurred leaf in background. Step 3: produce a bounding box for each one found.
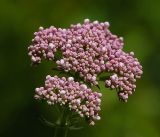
[0,0,160,137]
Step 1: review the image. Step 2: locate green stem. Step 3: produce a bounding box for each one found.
[53,127,68,137]
[53,106,70,137]
[64,127,69,137]
[54,127,58,137]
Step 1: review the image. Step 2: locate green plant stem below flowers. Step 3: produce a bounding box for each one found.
[40,104,84,137]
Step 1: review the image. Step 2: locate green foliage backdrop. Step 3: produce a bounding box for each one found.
[0,0,160,137]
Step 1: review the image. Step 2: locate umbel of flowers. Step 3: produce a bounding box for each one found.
[28,19,143,126]
[35,75,101,126]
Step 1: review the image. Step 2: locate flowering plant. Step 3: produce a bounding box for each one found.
[28,19,142,137]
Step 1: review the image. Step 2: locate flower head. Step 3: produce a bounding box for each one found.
[35,75,102,125]
[28,19,143,102]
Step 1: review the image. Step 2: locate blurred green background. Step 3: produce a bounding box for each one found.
[0,0,160,137]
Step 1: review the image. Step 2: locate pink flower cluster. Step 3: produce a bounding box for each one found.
[105,50,142,102]
[28,19,120,85]
[28,19,143,102]
[35,75,102,125]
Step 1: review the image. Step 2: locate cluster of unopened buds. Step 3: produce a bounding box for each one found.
[28,19,143,125]
[35,75,101,125]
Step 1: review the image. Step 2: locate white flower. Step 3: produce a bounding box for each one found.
[60,90,66,95]
[68,77,74,82]
[48,43,55,50]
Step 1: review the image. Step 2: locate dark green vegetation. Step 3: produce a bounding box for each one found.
[0,0,160,137]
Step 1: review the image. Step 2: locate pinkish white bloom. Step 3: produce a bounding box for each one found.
[28,19,143,103]
[35,75,101,125]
